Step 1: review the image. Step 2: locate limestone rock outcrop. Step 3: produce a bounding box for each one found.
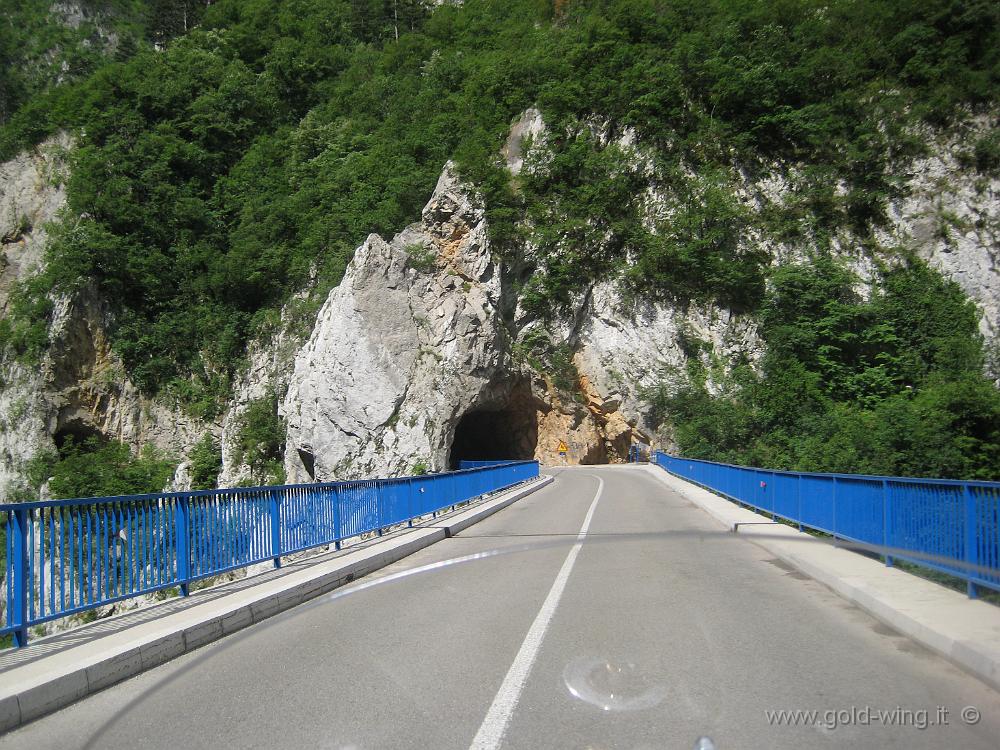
[0,135,204,498]
[3,109,999,496]
[283,164,513,479]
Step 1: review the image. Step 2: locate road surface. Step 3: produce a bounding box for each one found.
[3,466,999,749]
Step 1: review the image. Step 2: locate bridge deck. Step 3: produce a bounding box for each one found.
[2,466,999,749]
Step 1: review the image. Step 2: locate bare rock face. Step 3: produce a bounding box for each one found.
[217,305,305,487]
[555,113,1000,447]
[879,118,1000,341]
[282,164,513,479]
[502,107,546,176]
[0,134,205,497]
[282,158,651,478]
[0,285,207,498]
[0,135,71,496]
[0,133,70,314]
[575,284,763,435]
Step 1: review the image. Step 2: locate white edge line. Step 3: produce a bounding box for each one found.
[469,475,604,750]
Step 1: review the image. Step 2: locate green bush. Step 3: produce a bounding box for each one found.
[514,329,580,395]
[235,391,285,484]
[29,436,176,500]
[647,258,1000,480]
[972,130,1000,174]
[404,243,437,273]
[188,434,222,490]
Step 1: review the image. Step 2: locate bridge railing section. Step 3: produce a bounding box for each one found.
[457,460,521,469]
[652,451,1000,598]
[1,460,539,647]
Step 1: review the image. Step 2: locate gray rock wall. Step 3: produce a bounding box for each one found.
[282,164,513,479]
[0,135,205,498]
[2,110,998,496]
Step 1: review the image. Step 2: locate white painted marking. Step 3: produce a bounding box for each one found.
[469,475,603,750]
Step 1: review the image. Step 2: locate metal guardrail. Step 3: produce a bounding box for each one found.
[1,460,539,647]
[652,451,1000,598]
[456,460,520,468]
[627,444,650,463]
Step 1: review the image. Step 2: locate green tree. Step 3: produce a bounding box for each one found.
[188,434,222,490]
[648,258,1000,480]
[33,436,176,500]
[236,392,286,484]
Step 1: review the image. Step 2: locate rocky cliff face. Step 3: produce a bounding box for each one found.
[0,135,68,496]
[0,133,69,315]
[521,110,1000,453]
[0,135,205,498]
[882,119,1000,341]
[0,281,208,498]
[2,110,999,494]
[280,163,630,479]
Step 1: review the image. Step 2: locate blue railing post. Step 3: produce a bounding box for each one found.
[964,484,978,599]
[270,490,282,569]
[11,507,29,647]
[770,471,776,517]
[176,497,191,596]
[796,475,803,532]
[332,486,342,550]
[832,476,838,539]
[882,480,893,568]
[407,478,414,528]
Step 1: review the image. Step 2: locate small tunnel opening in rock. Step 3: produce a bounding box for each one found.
[297,447,316,481]
[53,418,105,451]
[449,394,538,469]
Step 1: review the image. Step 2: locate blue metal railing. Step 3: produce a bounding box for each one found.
[652,451,1000,598]
[457,460,521,469]
[1,460,539,647]
[628,444,650,463]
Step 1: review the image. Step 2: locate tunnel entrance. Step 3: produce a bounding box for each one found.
[53,416,105,451]
[449,393,538,469]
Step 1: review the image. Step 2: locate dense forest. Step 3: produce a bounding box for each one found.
[1,0,998,486]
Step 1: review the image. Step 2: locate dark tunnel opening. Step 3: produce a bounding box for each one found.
[449,399,538,469]
[53,417,105,451]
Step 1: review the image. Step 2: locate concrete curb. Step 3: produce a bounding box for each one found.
[643,464,1000,693]
[0,475,554,732]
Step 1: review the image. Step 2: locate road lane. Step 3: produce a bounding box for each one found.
[2,466,999,750]
[470,474,603,750]
[502,468,1000,749]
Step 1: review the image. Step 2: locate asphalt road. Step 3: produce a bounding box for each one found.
[3,466,999,749]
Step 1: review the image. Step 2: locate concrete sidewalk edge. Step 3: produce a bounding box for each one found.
[0,475,554,732]
[642,464,1000,694]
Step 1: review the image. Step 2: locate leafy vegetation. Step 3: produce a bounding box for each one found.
[188,433,222,490]
[1,0,996,400]
[646,258,1000,480]
[0,1,149,130]
[0,1,997,480]
[234,391,285,484]
[514,328,581,394]
[404,242,437,273]
[25,436,176,500]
